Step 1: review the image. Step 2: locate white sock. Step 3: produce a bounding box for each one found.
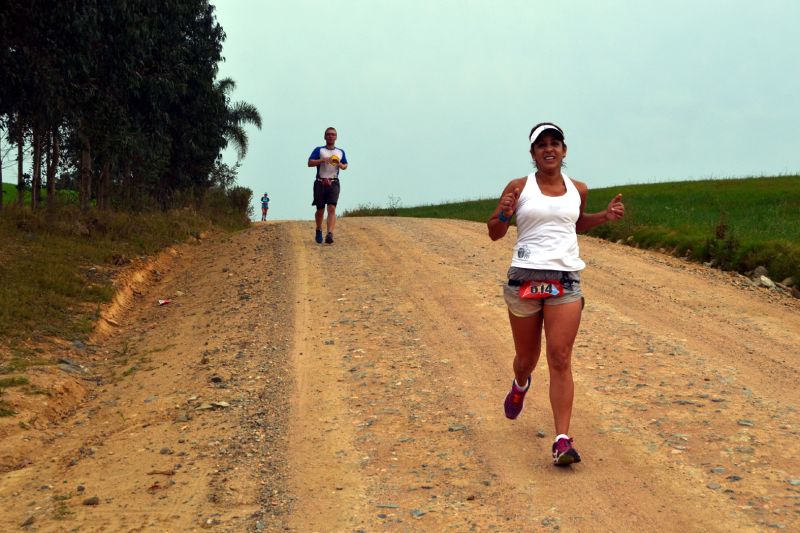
[554,434,570,443]
[513,378,529,391]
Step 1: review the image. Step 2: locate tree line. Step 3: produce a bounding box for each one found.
[0,0,261,212]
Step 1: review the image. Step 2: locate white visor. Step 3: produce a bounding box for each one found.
[530,124,563,144]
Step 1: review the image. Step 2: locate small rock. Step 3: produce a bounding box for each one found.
[21,516,35,527]
[707,483,721,490]
[537,430,546,438]
[83,496,100,506]
[448,424,466,432]
[727,475,742,482]
[410,509,426,518]
[759,276,775,289]
[788,479,800,486]
[710,467,726,474]
[737,419,754,427]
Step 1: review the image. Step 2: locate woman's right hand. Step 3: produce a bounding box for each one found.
[499,188,520,217]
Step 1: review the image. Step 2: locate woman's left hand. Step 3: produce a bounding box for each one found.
[606,194,625,220]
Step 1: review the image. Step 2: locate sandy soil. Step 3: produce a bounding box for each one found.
[0,217,798,532]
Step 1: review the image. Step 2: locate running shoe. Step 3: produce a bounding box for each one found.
[325,232,334,244]
[315,229,323,243]
[552,436,581,466]
[503,377,530,420]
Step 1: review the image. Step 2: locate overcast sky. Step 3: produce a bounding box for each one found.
[214,0,800,221]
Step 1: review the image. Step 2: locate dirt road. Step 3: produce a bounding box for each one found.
[1,217,798,532]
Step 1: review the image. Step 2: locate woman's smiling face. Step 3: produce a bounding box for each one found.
[530,132,567,170]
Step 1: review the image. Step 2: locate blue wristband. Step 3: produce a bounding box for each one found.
[498,211,512,222]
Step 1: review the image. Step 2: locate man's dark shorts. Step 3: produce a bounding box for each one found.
[312,179,340,208]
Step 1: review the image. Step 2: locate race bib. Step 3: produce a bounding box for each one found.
[519,280,564,299]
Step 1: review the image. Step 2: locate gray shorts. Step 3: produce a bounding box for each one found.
[503,268,583,317]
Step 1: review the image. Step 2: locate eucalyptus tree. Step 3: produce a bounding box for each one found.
[0,2,29,206]
[1,0,259,212]
[154,0,227,206]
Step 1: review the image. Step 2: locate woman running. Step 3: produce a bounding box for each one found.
[487,122,625,466]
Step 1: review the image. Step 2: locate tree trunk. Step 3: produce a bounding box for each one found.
[97,160,111,210]
[0,133,4,211]
[79,133,92,209]
[16,126,24,207]
[31,128,42,210]
[122,160,133,210]
[130,163,144,212]
[46,127,59,206]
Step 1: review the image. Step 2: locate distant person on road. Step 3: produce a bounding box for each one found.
[308,127,348,244]
[487,122,625,466]
[260,192,270,221]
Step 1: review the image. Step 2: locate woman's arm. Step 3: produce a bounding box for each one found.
[573,179,624,233]
[488,177,525,241]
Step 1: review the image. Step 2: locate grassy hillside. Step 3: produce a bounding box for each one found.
[0,185,251,362]
[344,175,800,282]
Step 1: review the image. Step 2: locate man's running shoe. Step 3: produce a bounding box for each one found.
[503,377,530,420]
[315,229,323,243]
[552,436,581,466]
[325,232,334,244]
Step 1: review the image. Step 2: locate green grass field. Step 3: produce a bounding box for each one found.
[345,175,800,282]
[2,182,79,205]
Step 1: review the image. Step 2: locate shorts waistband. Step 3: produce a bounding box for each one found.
[508,272,579,290]
[316,177,340,182]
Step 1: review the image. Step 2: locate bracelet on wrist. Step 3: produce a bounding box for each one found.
[498,211,512,222]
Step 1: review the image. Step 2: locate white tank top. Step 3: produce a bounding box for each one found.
[510,172,585,271]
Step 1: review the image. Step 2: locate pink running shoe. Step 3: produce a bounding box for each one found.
[503,377,530,420]
[552,436,582,466]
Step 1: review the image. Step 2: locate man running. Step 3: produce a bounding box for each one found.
[307,127,348,244]
[260,192,270,221]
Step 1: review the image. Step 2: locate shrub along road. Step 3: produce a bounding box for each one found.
[0,218,798,532]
